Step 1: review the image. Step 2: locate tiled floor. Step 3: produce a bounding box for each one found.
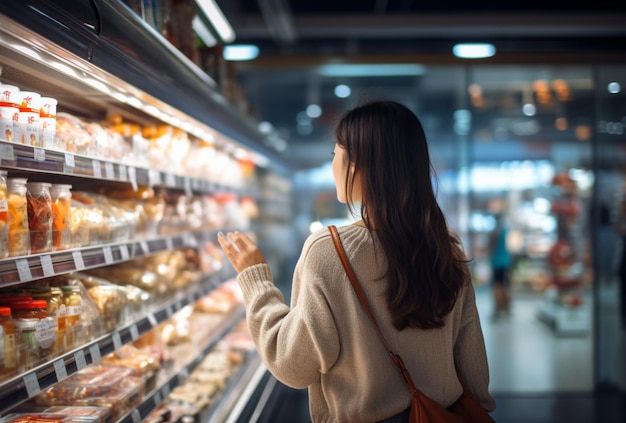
[252,285,626,422]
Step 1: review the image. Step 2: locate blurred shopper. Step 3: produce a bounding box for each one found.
[490,214,513,318]
[218,100,495,422]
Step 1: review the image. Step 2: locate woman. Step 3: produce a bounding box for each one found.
[218,100,495,422]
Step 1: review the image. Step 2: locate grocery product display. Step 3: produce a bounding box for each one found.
[0,2,292,421]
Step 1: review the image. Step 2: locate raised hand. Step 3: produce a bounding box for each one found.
[217,231,267,273]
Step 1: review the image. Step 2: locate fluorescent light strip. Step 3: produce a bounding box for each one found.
[195,0,236,43]
[318,64,426,77]
[193,16,218,47]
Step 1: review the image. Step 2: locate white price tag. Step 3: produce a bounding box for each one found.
[0,143,15,160]
[165,237,173,250]
[89,343,101,364]
[53,359,68,382]
[72,250,85,270]
[23,372,40,397]
[149,169,161,187]
[129,324,139,340]
[161,383,170,397]
[131,409,141,423]
[64,152,75,167]
[165,305,173,319]
[33,147,45,161]
[92,160,102,178]
[118,164,128,181]
[40,255,54,277]
[184,234,198,247]
[179,367,189,382]
[119,244,130,261]
[165,172,176,187]
[105,161,115,179]
[140,241,149,254]
[103,246,113,264]
[74,349,87,370]
[112,331,122,350]
[128,166,138,191]
[15,258,32,281]
[153,391,163,406]
[148,313,158,327]
[184,177,193,196]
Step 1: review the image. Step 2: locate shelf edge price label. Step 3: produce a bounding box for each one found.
[165,237,173,251]
[33,147,45,162]
[112,330,122,350]
[40,255,54,277]
[23,372,41,397]
[128,166,138,191]
[74,349,87,370]
[129,324,139,341]
[103,246,114,264]
[15,258,32,282]
[64,152,75,168]
[0,143,15,161]
[131,409,141,423]
[119,244,130,261]
[148,313,158,327]
[72,250,85,270]
[92,160,102,178]
[105,161,115,179]
[53,358,68,382]
[89,343,101,364]
[118,164,128,181]
[140,241,149,255]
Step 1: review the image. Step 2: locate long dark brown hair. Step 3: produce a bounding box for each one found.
[334,100,470,330]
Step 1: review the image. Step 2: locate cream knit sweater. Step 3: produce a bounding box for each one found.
[236,224,496,422]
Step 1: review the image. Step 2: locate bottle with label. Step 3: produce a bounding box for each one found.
[0,306,17,374]
[26,182,53,254]
[0,170,9,258]
[7,178,30,257]
[50,184,72,250]
[61,286,81,346]
[11,300,55,368]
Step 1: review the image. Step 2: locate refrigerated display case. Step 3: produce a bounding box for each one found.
[0,0,291,420]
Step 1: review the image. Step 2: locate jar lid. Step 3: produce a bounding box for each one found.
[11,300,48,309]
[27,182,52,189]
[0,306,10,316]
[6,178,28,188]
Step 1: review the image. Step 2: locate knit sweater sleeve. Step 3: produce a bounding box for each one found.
[236,231,340,389]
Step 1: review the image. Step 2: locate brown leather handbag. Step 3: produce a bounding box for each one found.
[328,225,495,423]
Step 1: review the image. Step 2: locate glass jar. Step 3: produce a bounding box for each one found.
[11,300,55,367]
[61,286,81,347]
[0,170,9,258]
[27,182,53,254]
[0,306,17,373]
[31,287,64,353]
[7,178,30,257]
[50,184,72,250]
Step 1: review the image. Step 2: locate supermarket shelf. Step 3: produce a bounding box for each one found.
[0,229,235,288]
[0,270,239,415]
[117,304,248,423]
[0,141,251,197]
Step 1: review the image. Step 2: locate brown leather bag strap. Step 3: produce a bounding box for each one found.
[328,225,418,393]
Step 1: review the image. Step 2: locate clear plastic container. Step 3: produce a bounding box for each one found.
[18,91,41,146]
[0,84,20,143]
[61,286,82,347]
[27,182,53,254]
[6,178,30,257]
[50,184,72,250]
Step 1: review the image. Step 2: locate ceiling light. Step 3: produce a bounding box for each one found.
[334,84,351,98]
[318,64,426,77]
[452,43,496,59]
[608,82,621,94]
[306,104,322,118]
[192,16,217,47]
[195,0,236,43]
[223,45,259,61]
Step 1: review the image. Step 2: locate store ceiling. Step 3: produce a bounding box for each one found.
[217,1,626,171]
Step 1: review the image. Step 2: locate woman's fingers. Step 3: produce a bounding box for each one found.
[217,231,266,273]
